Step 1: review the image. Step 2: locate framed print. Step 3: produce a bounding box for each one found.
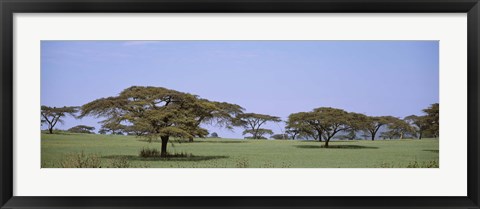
[1,0,479,208]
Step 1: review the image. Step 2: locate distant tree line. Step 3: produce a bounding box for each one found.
[41,86,439,155]
[284,104,439,147]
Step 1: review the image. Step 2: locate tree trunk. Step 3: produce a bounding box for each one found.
[419,132,423,139]
[188,136,194,142]
[161,136,169,158]
[324,139,330,148]
[48,127,53,134]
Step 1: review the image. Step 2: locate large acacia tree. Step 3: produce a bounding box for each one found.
[79,86,241,157]
[287,108,357,147]
[311,107,353,147]
[41,106,78,134]
[234,113,281,139]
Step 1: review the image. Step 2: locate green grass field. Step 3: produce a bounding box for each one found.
[41,133,439,168]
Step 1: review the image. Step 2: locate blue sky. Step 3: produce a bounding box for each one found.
[41,41,439,138]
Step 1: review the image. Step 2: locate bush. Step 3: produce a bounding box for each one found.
[109,157,131,168]
[139,147,161,158]
[60,151,102,168]
[139,147,193,158]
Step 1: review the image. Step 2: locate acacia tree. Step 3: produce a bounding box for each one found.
[68,125,95,134]
[423,103,439,138]
[234,113,281,139]
[311,107,352,147]
[384,117,416,139]
[41,106,78,134]
[79,86,235,157]
[404,115,428,139]
[363,116,396,141]
[287,108,356,147]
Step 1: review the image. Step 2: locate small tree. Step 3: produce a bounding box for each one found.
[363,116,396,141]
[68,125,95,134]
[384,117,416,139]
[234,113,281,139]
[404,115,429,139]
[209,132,219,138]
[41,106,78,134]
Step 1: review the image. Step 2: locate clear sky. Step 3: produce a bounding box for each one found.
[41,41,439,138]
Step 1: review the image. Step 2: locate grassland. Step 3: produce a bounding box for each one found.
[41,133,439,168]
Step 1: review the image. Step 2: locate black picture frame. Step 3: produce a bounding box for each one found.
[1,0,479,208]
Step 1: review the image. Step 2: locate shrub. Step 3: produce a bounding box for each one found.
[109,157,131,168]
[139,147,161,158]
[235,158,249,168]
[60,151,102,168]
[139,147,194,159]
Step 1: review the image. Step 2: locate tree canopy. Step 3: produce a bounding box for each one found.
[286,112,315,140]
